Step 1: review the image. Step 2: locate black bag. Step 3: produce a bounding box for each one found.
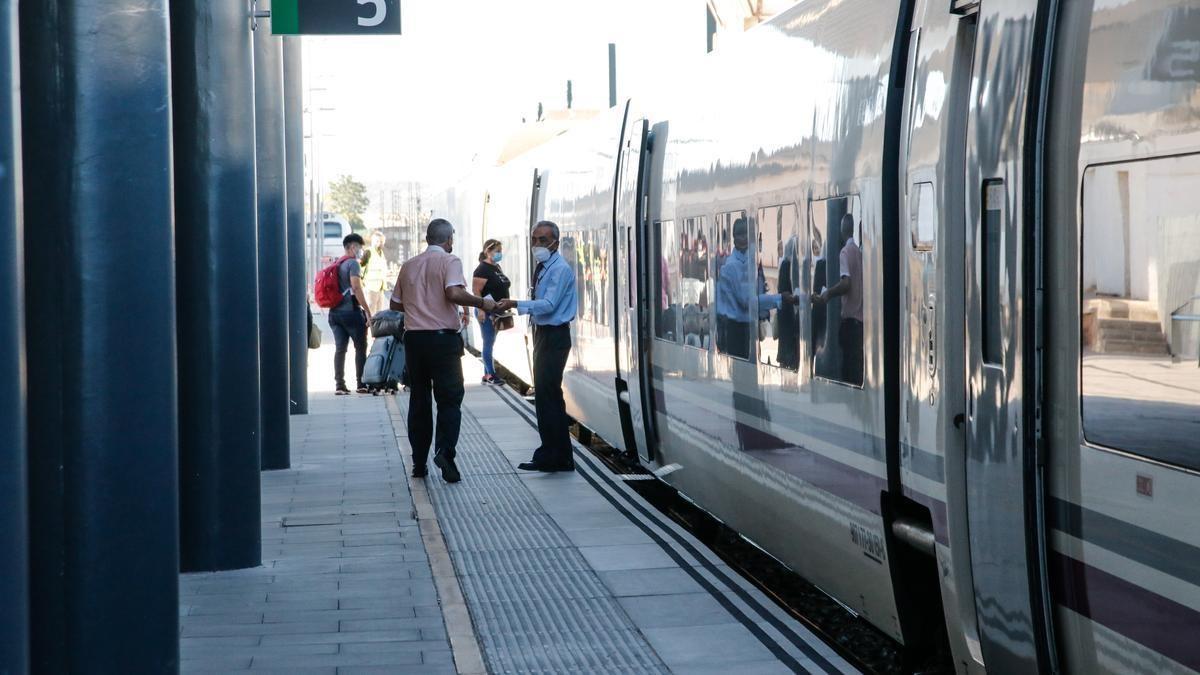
[370,309,405,338]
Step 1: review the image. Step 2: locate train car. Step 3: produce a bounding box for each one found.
[452,1,1200,672]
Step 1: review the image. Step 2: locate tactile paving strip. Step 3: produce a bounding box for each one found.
[396,396,669,674]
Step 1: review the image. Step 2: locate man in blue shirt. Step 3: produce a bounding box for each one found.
[715,217,794,360]
[497,220,578,472]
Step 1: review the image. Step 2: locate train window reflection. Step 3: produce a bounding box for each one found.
[811,197,864,386]
[654,219,680,342]
[1081,155,1200,469]
[981,180,1005,365]
[571,229,609,327]
[911,182,935,251]
[679,216,709,349]
[715,210,753,360]
[758,204,800,370]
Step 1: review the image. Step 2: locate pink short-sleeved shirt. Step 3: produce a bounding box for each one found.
[838,239,864,323]
[391,246,466,331]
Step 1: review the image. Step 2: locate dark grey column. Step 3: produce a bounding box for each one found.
[284,37,309,416]
[172,0,263,571]
[19,0,179,671]
[0,2,25,672]
[255,15,291,469]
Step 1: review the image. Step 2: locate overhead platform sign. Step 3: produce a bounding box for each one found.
[271,0,401,36]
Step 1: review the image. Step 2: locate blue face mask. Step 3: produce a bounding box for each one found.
[491,251,503,263]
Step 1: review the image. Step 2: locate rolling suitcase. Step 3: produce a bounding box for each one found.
[363,335,407,394]
[363,336,394,392]
[384,334,407,391]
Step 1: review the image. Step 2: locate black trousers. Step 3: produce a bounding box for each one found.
[531,324,572,468]
[329,307,368,389]
[716,316,752,360]
[839,318,864,386]
[404,331,465,469]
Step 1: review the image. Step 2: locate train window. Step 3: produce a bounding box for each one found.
[654,219,680,343]
[714,210,752,360]
[1081,155,1200,470]
[910,182,935,251]
[679,216,709,348]
[758,204,801,370]
[811,197,864,386]
[596,229,609,325]
[564,233,586,324]
[561,233,580,321]
[981,180,1005,365]
[573,229,609,327]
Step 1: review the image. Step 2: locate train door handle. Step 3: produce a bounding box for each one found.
[953,413,965,430]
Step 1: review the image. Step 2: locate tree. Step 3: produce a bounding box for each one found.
[328,174,370,231]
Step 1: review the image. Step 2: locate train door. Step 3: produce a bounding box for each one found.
[524,170,542,380]
[962,0,1056,671]
[895,2,982,669]
[614,114,654,462]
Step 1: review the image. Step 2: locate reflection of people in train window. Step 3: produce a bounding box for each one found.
[776,236,800,370]
[598,246,608,324]
[571,236,584,317]
[810,229,827,365]
[660,255,669,313]
[717,218,790,360]
[816,214,863,385]
[585,236,595,319]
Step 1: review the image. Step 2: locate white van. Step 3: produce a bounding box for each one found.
[317,214,353,267]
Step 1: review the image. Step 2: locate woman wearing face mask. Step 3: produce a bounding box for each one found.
[472,239,510,384]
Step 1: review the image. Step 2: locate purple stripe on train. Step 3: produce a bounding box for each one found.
[1052,551,1200,672]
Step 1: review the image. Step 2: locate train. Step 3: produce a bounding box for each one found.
[436,1,1200,672]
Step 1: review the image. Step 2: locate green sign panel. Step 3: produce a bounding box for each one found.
[272,0,401,36]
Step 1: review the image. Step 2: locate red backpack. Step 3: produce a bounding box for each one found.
[314,255,353,309]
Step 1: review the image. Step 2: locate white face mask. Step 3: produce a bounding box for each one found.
[532,246,552,264]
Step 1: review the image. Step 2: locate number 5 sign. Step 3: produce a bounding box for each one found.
[271,0,401,35]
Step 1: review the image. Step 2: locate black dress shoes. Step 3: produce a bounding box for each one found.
[411,466,427,478]
[434,452,461,483]
[517,461,575,473]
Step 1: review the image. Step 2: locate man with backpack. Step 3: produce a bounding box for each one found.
[319,233,372,395]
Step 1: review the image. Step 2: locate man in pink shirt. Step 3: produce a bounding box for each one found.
[815,214,864,386]
[391,219,495,482]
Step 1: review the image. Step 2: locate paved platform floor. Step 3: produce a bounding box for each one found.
[179,392,454,674]
[181,315,857,673]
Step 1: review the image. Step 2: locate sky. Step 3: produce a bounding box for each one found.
[301,0,709,193]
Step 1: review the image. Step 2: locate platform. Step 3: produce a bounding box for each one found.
[180,322,858,674]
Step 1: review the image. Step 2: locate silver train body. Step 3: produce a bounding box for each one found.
[442,1,1200,672]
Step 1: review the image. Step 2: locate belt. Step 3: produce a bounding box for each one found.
[532,323,570,330]
[407,329,460,335]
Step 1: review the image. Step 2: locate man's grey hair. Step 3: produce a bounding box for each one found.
[533,220,559,240]
[426,218,454,245]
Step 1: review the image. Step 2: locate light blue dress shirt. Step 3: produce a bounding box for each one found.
[715,247,781,323]
[517,252,578,326]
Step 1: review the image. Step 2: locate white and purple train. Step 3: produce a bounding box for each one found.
[440,1,1200,672]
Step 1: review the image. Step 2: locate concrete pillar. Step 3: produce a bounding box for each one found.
[0,2,26,672]
[284,37,309,416]
[19,0,180,670]
[172,0,263,571]
[254,11,291,469]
